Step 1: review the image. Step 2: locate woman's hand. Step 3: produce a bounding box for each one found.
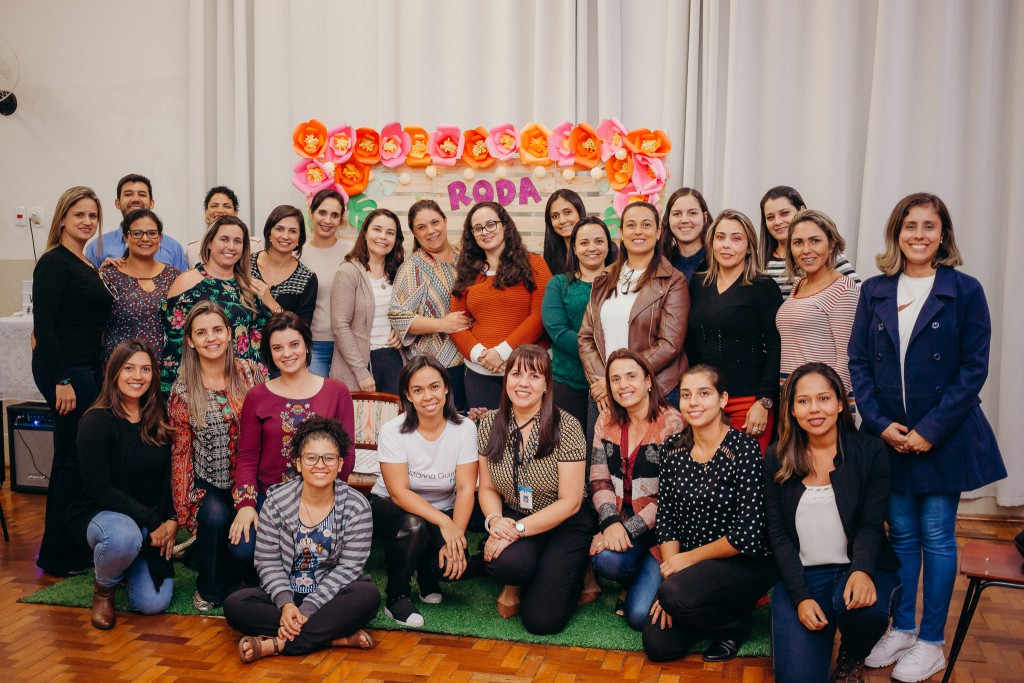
[149,520,179,559]
[602,522,633,553]
[742,402,769,437]
[479,348,504,373]
[440,311,473,334]
[589,533,605,556]
[489,517,521,543]
[903,430,933,454]
[590,378,609,412]
[649,599,673,629]
[438,544,468,580]
[252,280,279,311]
[483,535,513,562]
[660,551,695,578]
[278,603,307,640]
[229,506,259,545]
[438,518,467,569]
[100,256,126,270]
[797,599,829,630]
[55,383,77,416]
[358,376,377,392]
[843,570,877,610]
[881,422,909,451]
[386,330,403,350]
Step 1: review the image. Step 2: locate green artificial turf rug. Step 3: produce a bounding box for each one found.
[21,539,771,656]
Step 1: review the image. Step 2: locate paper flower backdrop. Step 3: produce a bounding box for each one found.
[290,118,672,214]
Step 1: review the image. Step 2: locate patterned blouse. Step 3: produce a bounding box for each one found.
[388,245,463,368]
[656,427,771,558]
[100,264,180,366]
[477,407,586,514]
[291,509,336,594]
[161,264,269,393]
[249,252,318,326]
[168,359,267,532]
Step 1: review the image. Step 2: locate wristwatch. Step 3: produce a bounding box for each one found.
[515,521,526,537]
[758,396,774,410]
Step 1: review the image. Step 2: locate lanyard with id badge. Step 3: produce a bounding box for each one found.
[511,415,537,510]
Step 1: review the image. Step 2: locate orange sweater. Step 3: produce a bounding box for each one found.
[450,253,551,365]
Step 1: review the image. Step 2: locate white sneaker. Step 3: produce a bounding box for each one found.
[865,628,917,668]
[892,641,945,682]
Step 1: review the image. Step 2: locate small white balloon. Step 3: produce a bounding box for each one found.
[398,172,411,185]
[590,166,604,180]
[614,147,628,160]
[463,167,474,180]
[533,165,547,179]
[562,168,575,181]
[321,161,336,175]
[495,165,508,179]
[425,165,437,179]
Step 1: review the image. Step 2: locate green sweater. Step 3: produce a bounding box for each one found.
[542,274,592,391]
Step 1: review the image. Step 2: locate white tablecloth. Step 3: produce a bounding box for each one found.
[0,314,44,402]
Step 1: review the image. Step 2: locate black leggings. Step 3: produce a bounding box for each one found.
[370,495,457,604]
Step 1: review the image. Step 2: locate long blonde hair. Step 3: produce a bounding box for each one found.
[178,301,253,428]
[199,215,259,312]
[701,209,763,286]
[45,186,103,252]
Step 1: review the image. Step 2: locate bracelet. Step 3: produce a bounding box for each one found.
[484,513,500,533]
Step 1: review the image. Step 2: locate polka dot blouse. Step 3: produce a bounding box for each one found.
[656,427,772,558]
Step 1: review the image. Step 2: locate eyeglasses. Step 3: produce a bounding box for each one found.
[300,453,340,467]
[128,229,160,240]
[471,220,500,236]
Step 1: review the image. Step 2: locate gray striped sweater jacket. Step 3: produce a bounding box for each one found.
[255,477,373,617]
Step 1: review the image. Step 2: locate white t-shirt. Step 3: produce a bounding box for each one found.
[795,484,850,566]
[600,268,644,360]
[897,273,935,407]
[300,237,356,341]
[369,414,479,509]
[369,277,393,349]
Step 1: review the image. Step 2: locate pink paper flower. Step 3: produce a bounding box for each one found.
[612,184,660,215]
[292,158,334,195]
[485,123,520,161]
[428,126,464,166]
[596,117,631,162]
[325,125,355,163]
[547,121,575,167]
[630,154,667,196]
[379,122,411,168]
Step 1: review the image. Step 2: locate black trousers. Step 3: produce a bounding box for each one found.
[223,577,380,655]
[370,495,456,604]
[369,347,403,395]
[463,370,504,410]
[485,503,595,635]
[642,554,779,662]
[187,480,243,604]
[553,381,590,445]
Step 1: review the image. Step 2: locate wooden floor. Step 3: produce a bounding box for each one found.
[1,481,1021,682]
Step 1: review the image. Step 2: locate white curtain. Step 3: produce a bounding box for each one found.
[189,0,1024,506]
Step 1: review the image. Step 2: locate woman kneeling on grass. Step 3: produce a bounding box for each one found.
[224,416,379,662]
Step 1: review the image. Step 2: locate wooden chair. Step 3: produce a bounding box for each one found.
[943,540,1024,683]
[347,391,403,496]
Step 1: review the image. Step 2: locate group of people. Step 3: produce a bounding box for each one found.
[31,174,1005,682]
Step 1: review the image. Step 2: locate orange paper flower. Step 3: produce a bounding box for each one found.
[354,128,382,165]
[625,128,671,158]
[519,122,552,165]
[404,126,432,167]
[292,119,328,158]
[569,123,600,169]
[462,127,496,169]
[606,154,635,191]
[334,159,370,197]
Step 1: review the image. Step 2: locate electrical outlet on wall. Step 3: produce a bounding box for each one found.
[30,207,43,228]
[14,206,27,227]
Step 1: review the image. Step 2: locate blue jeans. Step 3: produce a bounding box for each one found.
[86,511,174,614]
[309,341,333,378]
[592,540,663,631]
[771,565,903,683]
[229,492,266,586]
[888,489,959,644]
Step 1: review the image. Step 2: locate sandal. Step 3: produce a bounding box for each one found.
[192,592,216,613]
[578,565,601,606]
[333,629,376,650]
[238,635,281,664]
[614,590,626,618]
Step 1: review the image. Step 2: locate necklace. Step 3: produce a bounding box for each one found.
[620,266,641,294]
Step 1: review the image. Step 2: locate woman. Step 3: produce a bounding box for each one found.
[776,209,860,394]
[330,208,406,394]
[686,209,782,453]
[542,189,588,275]
[662,188,711,281]
[169,301,267,611]
[850,193,1005,682]
[32,186,114,576]
[369,356,479,627]
[644,365,778,663]
[163,215,276,393]
[186,186,243,267]
[66,340,177,630]
[765,363,902,683]
[590,349,685,630]
[300,189,356,377]
[759,186,860,296]
[100,208,181,366]
[450,202,552,409]
[389,200,471,409]
[578,201,689,415]
[543,217,615,438]
[477,345,594,635]
[232,313,356,570]
[250,204,318,326]
[224,416,379,662]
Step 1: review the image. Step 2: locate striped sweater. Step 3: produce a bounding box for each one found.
[776,273,861,392]
[255,477,372,617]
[766,252,860,297]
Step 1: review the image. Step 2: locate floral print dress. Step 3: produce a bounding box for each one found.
[101,264,180,366]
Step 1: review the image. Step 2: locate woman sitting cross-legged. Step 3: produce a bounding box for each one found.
[223,416,379,662]
[590,349,685,631]
[477,344,595,635]
[66,339,177,630]
[370,355,479,628]
[765,362,902,683]
[643,364,779,663]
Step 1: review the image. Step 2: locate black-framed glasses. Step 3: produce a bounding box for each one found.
[471,220,501,236]
[127,229,160,240]
[300,453,340,467]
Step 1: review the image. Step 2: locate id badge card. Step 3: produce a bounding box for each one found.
[518,485,533,510]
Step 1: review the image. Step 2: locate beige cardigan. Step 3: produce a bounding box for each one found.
[329,260,378,391]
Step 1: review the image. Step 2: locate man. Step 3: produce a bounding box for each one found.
[85,173,189,271]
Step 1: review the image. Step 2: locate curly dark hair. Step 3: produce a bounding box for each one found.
[452,201,536,297]
[289,415,353,461]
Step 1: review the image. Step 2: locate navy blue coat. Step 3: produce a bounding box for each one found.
[848,266,1005,494]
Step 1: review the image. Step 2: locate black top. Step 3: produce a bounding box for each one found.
[249,253,319,326]
[686,274,782,399]
[656,427,771,558]
[67,408,176,586]
[32,245,114,379]
[763,430,900,605]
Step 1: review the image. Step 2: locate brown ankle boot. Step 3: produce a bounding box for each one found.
[91,581,116,630]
